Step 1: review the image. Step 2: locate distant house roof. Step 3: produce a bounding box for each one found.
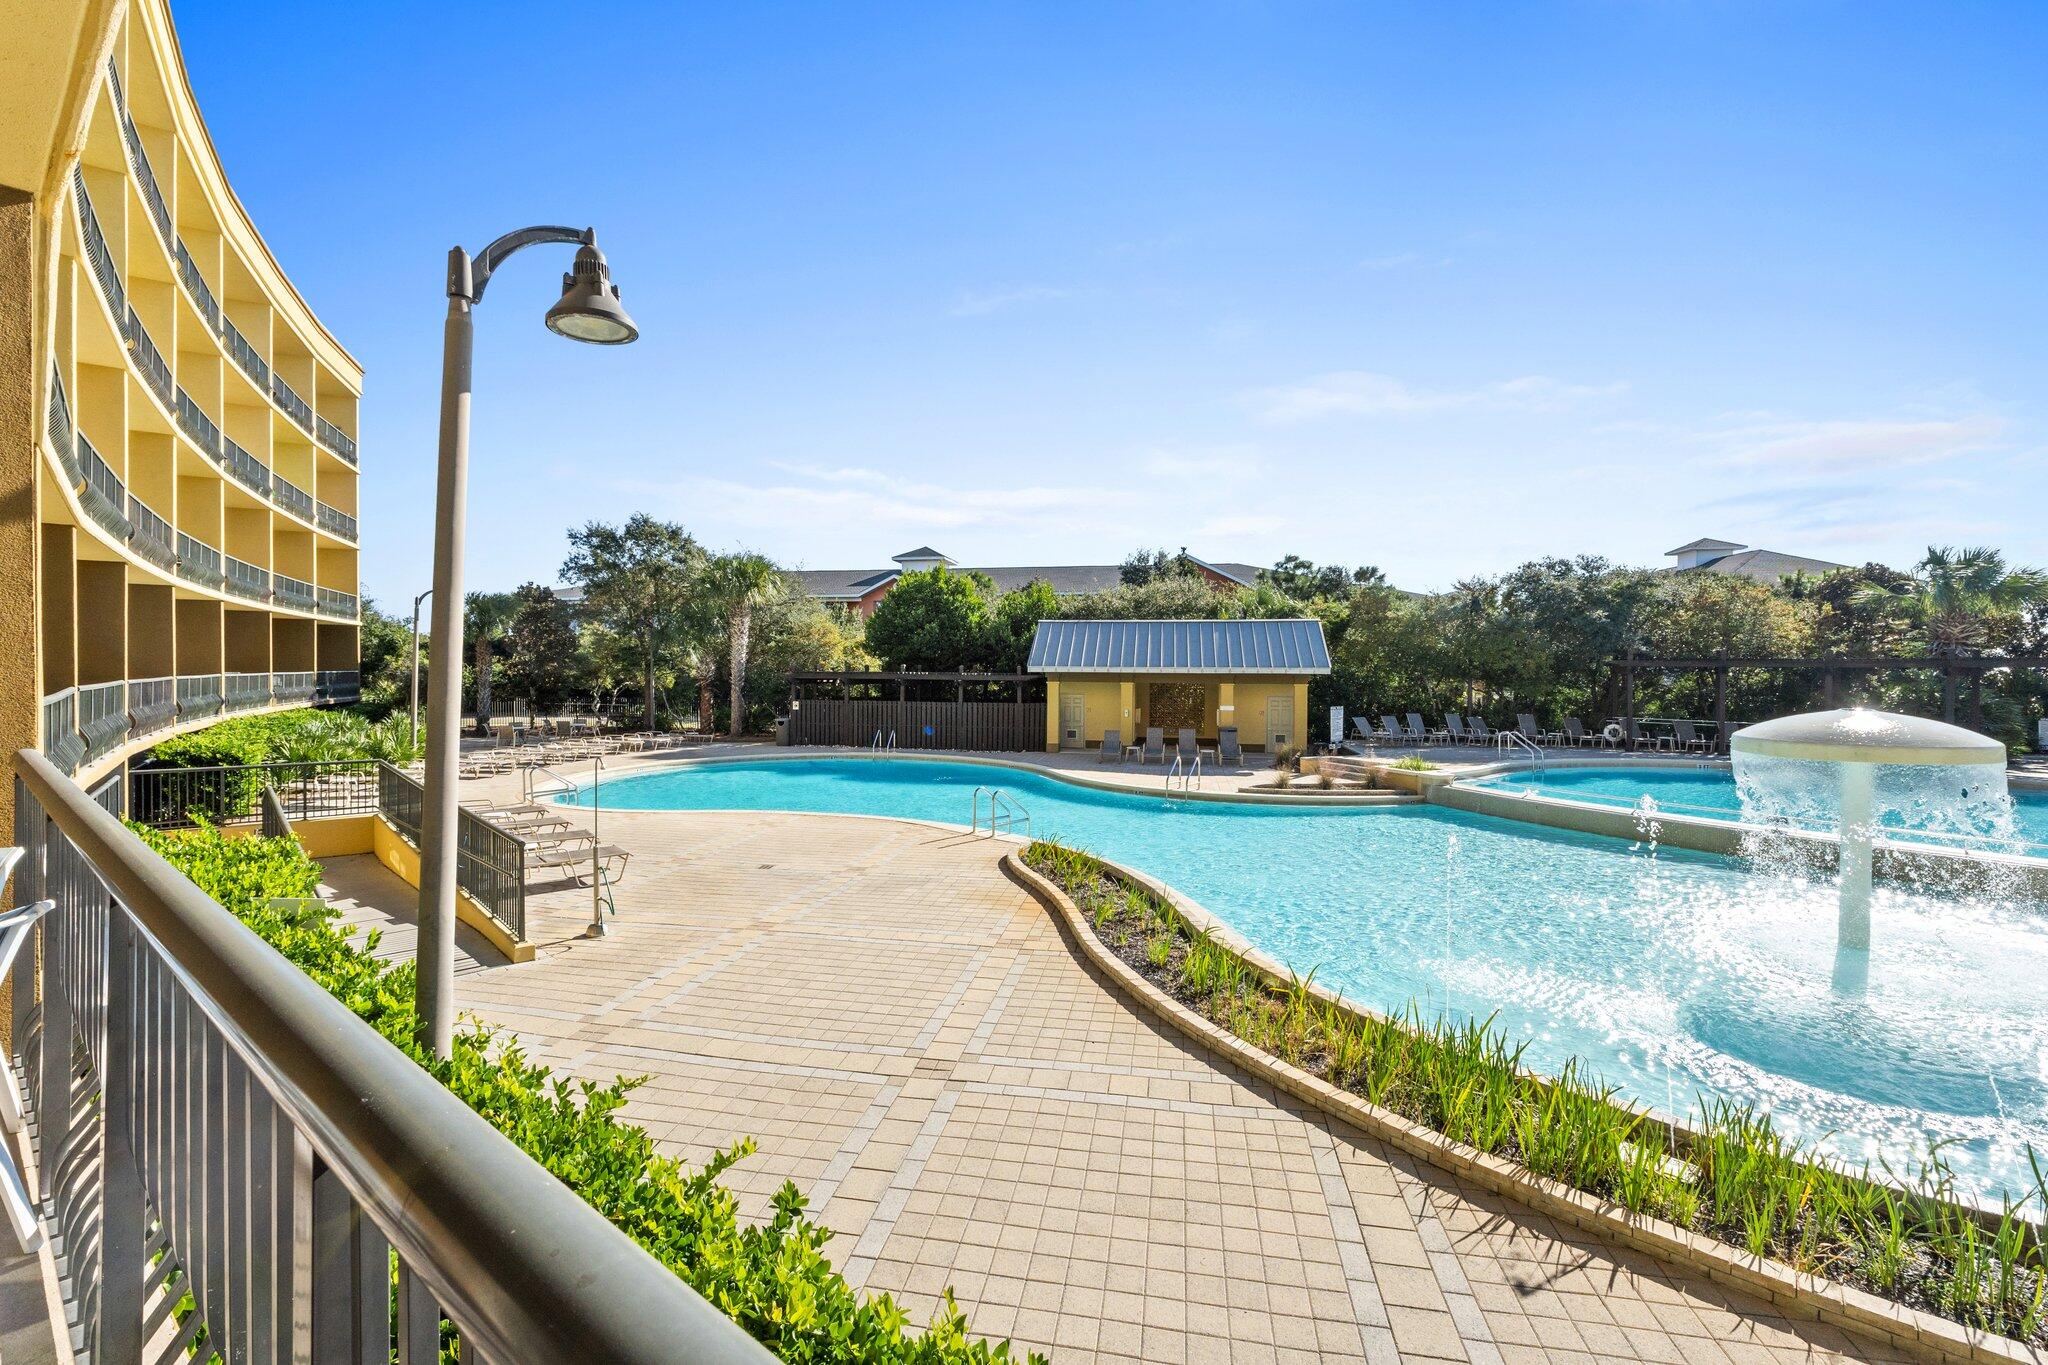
[796,552,1263,601]
[1672,548,1846,583]
[892,545,952,563]
[1664,537,1747,556]
[1027,619,1331,674]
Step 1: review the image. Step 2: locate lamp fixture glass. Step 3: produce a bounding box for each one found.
[544,243,638,344]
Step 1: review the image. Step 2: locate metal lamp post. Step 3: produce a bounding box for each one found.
[408,587,432,748]
[419,226,637,1057]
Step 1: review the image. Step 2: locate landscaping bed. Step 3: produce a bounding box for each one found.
[1020,840,2048,1358]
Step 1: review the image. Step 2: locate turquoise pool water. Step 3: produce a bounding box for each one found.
[1468,765,2048,855]
[561,757,2048,1203]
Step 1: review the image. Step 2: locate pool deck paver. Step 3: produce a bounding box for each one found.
[355,759,1913,1364]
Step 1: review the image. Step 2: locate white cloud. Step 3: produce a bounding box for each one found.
[1711,416,2004,473]
[949,285,1072,317]
[1250,371,1625,423]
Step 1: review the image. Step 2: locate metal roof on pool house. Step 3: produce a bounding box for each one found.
[1027,619,1331,674]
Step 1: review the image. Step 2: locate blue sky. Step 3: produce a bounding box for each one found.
[175,0,2045,604]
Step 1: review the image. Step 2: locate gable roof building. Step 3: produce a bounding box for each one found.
[1663,539,1846,583]
[798,547,1262,616]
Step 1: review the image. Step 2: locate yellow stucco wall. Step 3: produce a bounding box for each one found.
[1043,673,1318,751]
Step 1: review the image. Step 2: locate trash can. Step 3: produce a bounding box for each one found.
[774,715,791,746]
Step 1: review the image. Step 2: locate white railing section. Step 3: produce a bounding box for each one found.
[969,787,1030,839]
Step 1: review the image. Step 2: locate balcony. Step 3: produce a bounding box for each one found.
[76,431,132,541]
[120,111,171,248]
[126,493,176,571]
[72,167,126,320]
[314,669,361,704]
[316,501,358,541]
[39,689,85,774]
[175,672,224,722]
[45,367,81,487]
[272,471,314,520]
[123,307,173,410]
[222,314,270,389]
[223,553,270,603]
[273,670,316,703]
[174,236,223,332]
[224,435,271,498]
[315,414,359,465]
[174,385,224,462]
[175,531,223,589]
[78,680,129,763]
[273,572,316,612]
[225,671,272,710]
[317,586,359,620]
[129,675,177,736]
[271,372,314,432]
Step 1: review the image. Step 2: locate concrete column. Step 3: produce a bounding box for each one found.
[0,187,40,840]
[1292,681,1310,749]
[1119,678,1135,744]
[1216,681,1235,739]
[1044,679,1061,753]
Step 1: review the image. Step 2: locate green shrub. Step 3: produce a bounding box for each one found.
[137,821,1038,1363]
[1391,756,1436,771]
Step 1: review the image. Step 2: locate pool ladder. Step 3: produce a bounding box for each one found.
[1499,730,1543,775]
[970,787,1030,839]
[870,729,897,750]
[1166,754,1203,794]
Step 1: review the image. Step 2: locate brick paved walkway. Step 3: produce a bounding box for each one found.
[364,771,1907,1364]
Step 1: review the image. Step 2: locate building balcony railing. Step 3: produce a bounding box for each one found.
[123,306,173,411]
[76,431,132,541]
[316,586,359,620]
[175,531,223,589]
[223,554,270,602]
[11,750,758,1364]
[174,385,224,462]
[46,366,81,486]
[105,55,124,112]
[72,167,127,320]
[272,471,314,521]
[174,236,223,333]
[313,669,360,704]
[39,688,85,775]
[120,112,172,248]
[221,314,270,390]
[225,671,272,710]
[314,415,358,465]
[316,501,358,541]
[270,372,314,432]
[273,573,316,612]
[273,670,316,703]
[224,436,271,498]
[126,493,176,572]
[78,680,129,764]
[128,675,177,737]
[175,673,224,723]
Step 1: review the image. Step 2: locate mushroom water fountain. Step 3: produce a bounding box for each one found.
[1730,708,2009,951]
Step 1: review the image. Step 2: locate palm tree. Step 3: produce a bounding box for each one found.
[702,553,780,736]
[1854,546,2048,721]
[463,591,519,735]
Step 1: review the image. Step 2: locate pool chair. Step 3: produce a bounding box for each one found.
[1558,717,1599,748]
[1218,726,1243,767]
[1098,728,1123,763]
[1466,716,1494,745]
[1177,727,1206,764]
[1141,727,1166,763]
[1672,719,1713,753]
[1408,713,1445,746]
[1626,719,1666,752]
[1442,715,1469,744]
[1515,714,1546,745]
[1376,715,1406,744]
[1350,716,1377,743]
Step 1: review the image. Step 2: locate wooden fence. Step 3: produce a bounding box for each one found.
[788,699,1046,752]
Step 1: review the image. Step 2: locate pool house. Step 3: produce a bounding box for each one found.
[1028,618,1330,753]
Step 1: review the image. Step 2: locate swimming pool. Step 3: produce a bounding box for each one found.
[1467,764,2048,855]
[560,756,2048,1203]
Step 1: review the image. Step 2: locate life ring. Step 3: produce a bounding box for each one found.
[1602,723,1625,744]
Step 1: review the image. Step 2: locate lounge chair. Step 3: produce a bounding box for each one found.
[1515,713,1545,745]
[1098,728,1123,763]
[1407,713,1444,746]
[1466,716,1494,745]
[1376,715,1406,744]
[1672,720,1713,753]
[1559,717,1597,748]
[1350,717,1377,743]
[1140,727,1165,764]
[1442,715,1468,744]
[1176,728,1206,764]
[528,842,631,884]
[1626,719,1664,752]
[1218,726,1242,766]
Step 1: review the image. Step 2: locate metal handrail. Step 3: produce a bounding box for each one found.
[969,786,1031,839]
[1167,754,1204,793]
[1499,729,1544,772]
[13,748,770,1363]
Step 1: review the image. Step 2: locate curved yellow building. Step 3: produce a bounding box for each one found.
[2,0,363,790]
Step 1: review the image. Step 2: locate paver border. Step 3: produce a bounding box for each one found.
[1000,850,2048,1365]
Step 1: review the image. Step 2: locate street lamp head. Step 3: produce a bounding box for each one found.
[544,242,638,344]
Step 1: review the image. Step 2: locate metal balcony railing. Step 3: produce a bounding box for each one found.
[314,669,361,704]
[126,493,176,571]
[11,750,771,1365]
[225,671,273,710]
[273,670,316,702]
[376,763,529,940]
[77,432,132,540]
[317,586,359,620]
[46,366,82,486]
[128,676,176,737]
[174,386,224,461]
[130,758,378,828]
[314,415,359,465]
[271,471,314,520]
[222,314,271,390]
[106,55,124,111]
[175,532,224,589]
[121,113,172,247]
[175,673,224,721]
[72,167,127,320]
[316,501,358,541]
[271,372,314,432]
[223,554,270,602]
[174,236,223,333]
[273,573,316,612]
[123,307,173,410]
[224,436,271,497]
[39,689,85,775]
[78,680,129,763]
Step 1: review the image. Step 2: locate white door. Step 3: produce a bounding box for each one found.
[1061,694,1086,749]
[1265,695,1292,750]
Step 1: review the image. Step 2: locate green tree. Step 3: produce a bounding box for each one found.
[1118,546,1202,587]
[354,599,414,716]
[1262,555,1385,602]
[987,580,1058,672]
[462,591,518,733]
[863,566,996,669]
[1853,546,2047,657]
[499,584,586,715]
[702,552,782,735]
[1058,574,1238,621]
[563,515,705,732]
